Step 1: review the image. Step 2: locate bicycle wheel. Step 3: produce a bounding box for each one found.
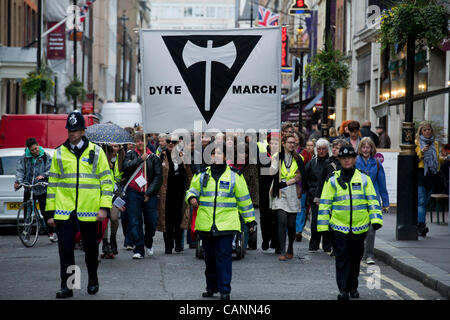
[17,202,39,247]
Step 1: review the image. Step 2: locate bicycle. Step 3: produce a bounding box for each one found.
[16,181,49,247]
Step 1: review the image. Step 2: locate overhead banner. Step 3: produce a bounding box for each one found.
[139,28,281,133]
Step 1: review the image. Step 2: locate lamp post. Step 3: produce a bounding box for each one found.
[120,12,129,102]
[396,35,418,240]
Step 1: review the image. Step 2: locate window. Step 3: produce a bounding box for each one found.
[206,7,216,18]
[184,7,192,17]
[194,7,204,17]
[0,156,21,175]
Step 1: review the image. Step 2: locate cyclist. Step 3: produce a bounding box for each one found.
[14,137,55,242]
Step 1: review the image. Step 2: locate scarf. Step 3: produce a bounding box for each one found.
[419,135,438,175]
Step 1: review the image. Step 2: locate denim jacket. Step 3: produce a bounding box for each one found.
[355,155,389,207]
[15,147,52,196]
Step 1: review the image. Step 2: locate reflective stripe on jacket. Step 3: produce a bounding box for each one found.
[185,166,256,233]
[317,169,382,234]
[46,142,113,221]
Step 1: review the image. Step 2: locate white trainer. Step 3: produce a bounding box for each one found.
[147,248,154,256]
[366,257,375,265]
[132,253,144,259]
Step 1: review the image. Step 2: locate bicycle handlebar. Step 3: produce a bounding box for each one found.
[19,182,48,188]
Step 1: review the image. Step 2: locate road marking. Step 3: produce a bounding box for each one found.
[302,228,425,300]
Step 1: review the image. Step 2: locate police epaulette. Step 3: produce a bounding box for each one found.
[230,166,242,175]
[200,167,208,173]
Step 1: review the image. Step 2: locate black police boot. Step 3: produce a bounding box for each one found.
[87,282,99,295]
[56,288,73,299]
[350,290,360,299]
[220,293,230,300]
[337,291,349,300]
[110,235,118,255]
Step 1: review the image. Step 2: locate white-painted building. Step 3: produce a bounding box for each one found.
[149,0,237,30]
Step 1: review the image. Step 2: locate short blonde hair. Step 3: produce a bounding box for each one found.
[358,137,377,157]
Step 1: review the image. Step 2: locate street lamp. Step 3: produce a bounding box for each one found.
[321,0,331,139]
[120,12,129,102]
[396,35,418,240]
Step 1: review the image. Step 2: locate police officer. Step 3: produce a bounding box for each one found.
[317,146,382,300]
[46,112,113,298]
[186,142,257,300]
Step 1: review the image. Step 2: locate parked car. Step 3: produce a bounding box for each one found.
[0,148,54,225]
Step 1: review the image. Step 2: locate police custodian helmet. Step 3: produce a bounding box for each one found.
[338,146,357,158]
[65,111,86,131]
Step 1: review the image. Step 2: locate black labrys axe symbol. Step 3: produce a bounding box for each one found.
[182,40,236,112]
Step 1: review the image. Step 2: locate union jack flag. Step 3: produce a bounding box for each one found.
[258,6,279,27]
[79,0,96,23]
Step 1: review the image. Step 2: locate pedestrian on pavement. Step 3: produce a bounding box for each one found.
[270,134,302,261]
[305,138,332,253]
[306,139,316,158]
[122,133,162,259]
[294,132,312,242]
[415,121,445,237]
[337,120,351,140]
[257,132,281,253]
[309,122,321,141]
[101,143,125,258]
[156,133,169,156]
[346,121,362,151]
[45,111,113,298]
[318,145,383,300]
[186,143,256,300]
[15,137,55,242]
[356,137,390,265]
[158,135,187,254]
[376,125,391,149]
[360,121,380,147]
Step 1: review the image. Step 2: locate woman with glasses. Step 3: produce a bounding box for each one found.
[270,134,302,261]
[355,137,389,265]
[157,136,187,254]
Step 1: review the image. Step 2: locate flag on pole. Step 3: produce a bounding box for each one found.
[80,0,96,23]
[258,6,279,27]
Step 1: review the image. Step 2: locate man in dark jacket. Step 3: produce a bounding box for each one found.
[123,133,162,259]
[305,138,331,253]
[376,125,391,149]
[15,137,55,242]
[360,121,379,147]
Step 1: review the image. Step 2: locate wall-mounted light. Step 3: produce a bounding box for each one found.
[328,113,336,120]
[418,84,427,91]
[313,106,317,113]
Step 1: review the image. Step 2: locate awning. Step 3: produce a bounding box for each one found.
[304,91,324,111]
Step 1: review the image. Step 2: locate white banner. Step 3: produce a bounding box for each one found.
[376,150,399,205]
[139,28,281,133]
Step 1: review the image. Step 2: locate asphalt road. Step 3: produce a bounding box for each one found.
[0,209,445,300]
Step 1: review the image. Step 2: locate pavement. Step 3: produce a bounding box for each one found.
[373,207,450,299]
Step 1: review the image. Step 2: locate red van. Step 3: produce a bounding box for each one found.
[0,114,99,149]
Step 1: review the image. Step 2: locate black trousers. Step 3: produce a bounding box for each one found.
[163,194,183,250]
[333,230,366,293]
[259,206,280,250]
[277,210,296,255]
[309,203,332,251]
[56,211,101,289]
[24,191,53,234]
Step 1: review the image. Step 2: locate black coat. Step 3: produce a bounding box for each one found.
[360,126,380,147]
[305,156,329,200]
[123,149,163,197]
[316,156,342,199]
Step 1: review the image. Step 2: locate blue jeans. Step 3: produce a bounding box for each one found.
[418,184,433,223]
[125,188,158,256]
[296,193,307,233]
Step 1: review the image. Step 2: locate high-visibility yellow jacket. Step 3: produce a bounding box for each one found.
[280,157,299,181]
[185,166,256,233]
[46,139,113,222]
[317,169,382,234]
[111,158,123,188]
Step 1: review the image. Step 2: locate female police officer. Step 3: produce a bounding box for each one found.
[186,141,256,300]
[317,146,382,300]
